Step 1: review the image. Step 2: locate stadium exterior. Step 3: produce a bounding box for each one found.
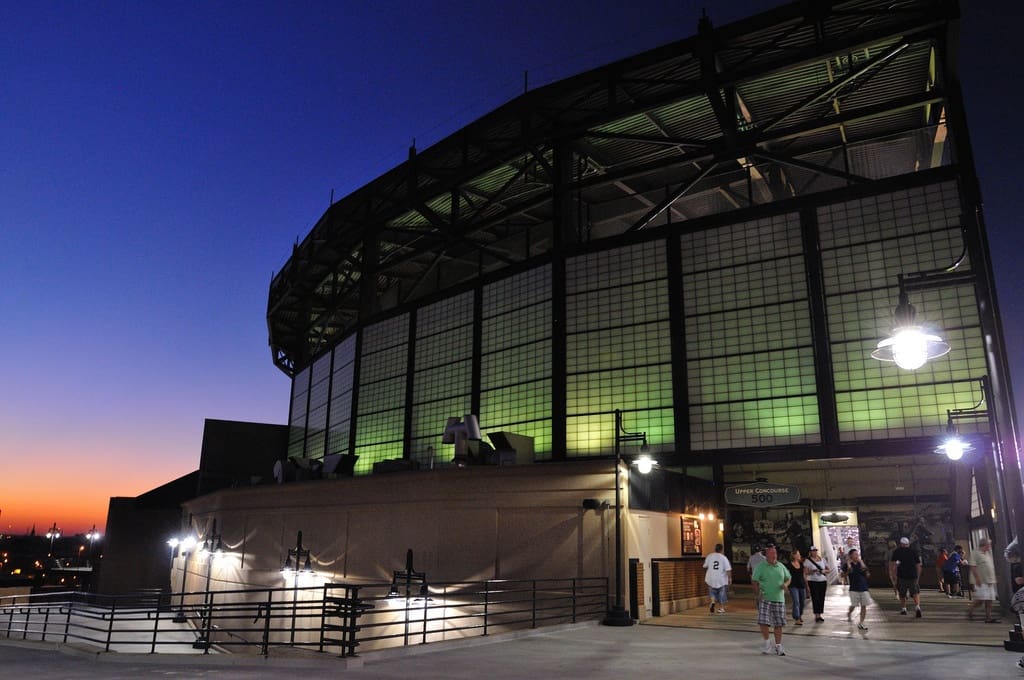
[176,0,1022,619]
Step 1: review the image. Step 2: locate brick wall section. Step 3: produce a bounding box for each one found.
[658,559,705,601]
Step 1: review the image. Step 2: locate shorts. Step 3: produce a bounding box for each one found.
[943,571,961,586]
[974,583,997,601]
[757,599,787,627]
[849,590,871,607]
[896,578,920,598]
[708,585,728,604]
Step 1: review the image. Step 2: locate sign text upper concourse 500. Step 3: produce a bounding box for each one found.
[724,483,801,507]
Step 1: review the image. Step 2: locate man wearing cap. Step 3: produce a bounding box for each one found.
[889,536,923,617]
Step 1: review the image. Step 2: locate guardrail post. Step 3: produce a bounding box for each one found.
[420,587,429,644]
[483,580,490,636]
[531,580,537,629]
[262,590,273,657]
[572,579,577,622]
[345,585,361,658]
[150,599,163,653]
[63,602,72,643]
[202,591,215,654]
[106,598,116,652]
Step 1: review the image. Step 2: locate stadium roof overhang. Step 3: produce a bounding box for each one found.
[267,0,961,376]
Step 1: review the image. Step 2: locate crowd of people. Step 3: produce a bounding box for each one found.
[700,533,1024,663]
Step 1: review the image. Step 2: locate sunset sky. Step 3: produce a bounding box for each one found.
[2,1,1020,536]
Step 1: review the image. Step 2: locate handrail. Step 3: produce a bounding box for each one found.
[0,576,607,658]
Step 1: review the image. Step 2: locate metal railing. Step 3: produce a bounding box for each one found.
[0,576,607,658]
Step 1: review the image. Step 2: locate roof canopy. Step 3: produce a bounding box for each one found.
[268,0,960,375]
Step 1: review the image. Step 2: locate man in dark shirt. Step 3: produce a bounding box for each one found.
[889,536,923,617]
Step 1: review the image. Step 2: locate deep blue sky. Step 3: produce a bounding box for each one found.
[1,1,1018,533]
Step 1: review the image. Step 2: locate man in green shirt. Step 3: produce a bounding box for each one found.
[752,544,791,656]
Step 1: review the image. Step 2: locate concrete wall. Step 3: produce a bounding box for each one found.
[178,460,674,616]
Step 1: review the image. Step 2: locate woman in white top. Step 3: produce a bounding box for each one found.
[803,546,832,622]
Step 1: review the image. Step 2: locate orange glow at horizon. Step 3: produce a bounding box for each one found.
[1,437,196,536]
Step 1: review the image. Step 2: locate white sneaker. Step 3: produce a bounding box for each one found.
[762,640,773,654]
[717,608,725,614]
[775,644,786,656]
[858,623,868,630]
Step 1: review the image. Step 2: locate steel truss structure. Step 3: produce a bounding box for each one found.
[269,0,967,375]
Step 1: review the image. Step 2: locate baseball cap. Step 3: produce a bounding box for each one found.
[899,537,910,546]
[809,545,818,551]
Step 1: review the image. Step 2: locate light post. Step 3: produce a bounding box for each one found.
[169,533,197,623]
[603,409,655,627]
[45,523,61,558]
[194,521,223,650]
[84,525,100,567]
[936,375,1018,603]
[281,530,314,645]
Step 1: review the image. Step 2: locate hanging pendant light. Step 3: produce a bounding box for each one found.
[871,287,950,370]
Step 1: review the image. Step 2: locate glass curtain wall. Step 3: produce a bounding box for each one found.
[284,179,989,467]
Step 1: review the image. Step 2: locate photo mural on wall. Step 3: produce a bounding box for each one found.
[729,506,812,565]
[857,503,955,567]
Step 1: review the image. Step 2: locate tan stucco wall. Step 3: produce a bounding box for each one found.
[177,460,673,615]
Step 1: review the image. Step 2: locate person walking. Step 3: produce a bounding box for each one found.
[803,545,831,622]
[883,539,899,598]
[889,536,923,617]
[785,549,807,625]
[845,548,871,630]
[967,538,999,622]
[747,544,766,602]
[943,545,966,597]
[702,543,732,614]
[752,545,790,656]
[935,547,949,594]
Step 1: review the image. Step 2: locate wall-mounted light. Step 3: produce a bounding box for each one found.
[633,454,654,474]
[937,425,971,461]
[871,266,973,370]
[871,278,949,370]
[937,376,989,461]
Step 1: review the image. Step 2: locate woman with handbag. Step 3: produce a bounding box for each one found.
[803,546,832,622]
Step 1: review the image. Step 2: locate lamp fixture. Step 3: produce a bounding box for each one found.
[936,377,989,461]
[388,548,427,600]
[871,257,974,370]
[633,454,655,474]
[937,433,970,461]
[819,512,850,524]
[871,277,949,370]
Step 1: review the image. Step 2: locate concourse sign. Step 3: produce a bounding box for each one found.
[725,483,800,507]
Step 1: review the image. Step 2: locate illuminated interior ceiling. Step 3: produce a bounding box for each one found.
[268,0,956,375]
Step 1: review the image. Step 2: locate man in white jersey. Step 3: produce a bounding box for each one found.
[703,543,733,613]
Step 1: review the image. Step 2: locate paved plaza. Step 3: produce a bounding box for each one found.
[2,586,1021,678]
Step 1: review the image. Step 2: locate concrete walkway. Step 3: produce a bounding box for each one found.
[1,584,1020,678]
[651,582,1012,647]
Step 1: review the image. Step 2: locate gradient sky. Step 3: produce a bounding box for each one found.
[2,1,1019,536]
